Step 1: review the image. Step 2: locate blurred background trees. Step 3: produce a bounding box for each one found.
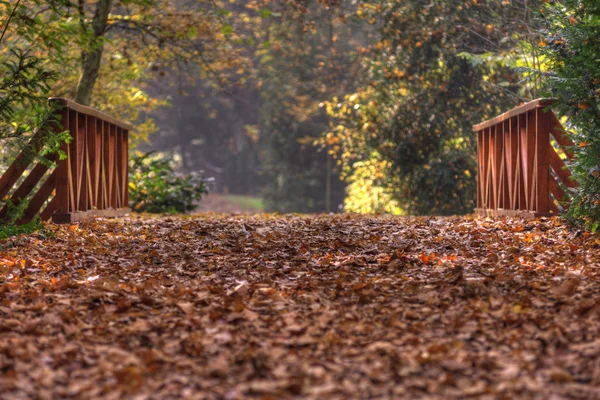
[323,0,544,215]
[1,0,599,225]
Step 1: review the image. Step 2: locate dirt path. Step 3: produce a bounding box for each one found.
[195,194,263,214]
[0,214,599,399]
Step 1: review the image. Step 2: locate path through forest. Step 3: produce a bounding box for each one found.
[1,214,599,399]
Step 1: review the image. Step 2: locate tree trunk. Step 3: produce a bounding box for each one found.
[75,0,113,106]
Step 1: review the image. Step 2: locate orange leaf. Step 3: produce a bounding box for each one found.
[578,102,590,111]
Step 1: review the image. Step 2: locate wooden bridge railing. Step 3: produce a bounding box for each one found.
[474,99,578,219]
[0,98,131,225]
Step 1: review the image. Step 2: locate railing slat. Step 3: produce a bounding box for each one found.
[114,127,122,209]
[18,170,56,224]
[0,162,49,219]
[549,113,575,159]
[548,147,577,188]
[549,175,566,203]
[55,108,70,214]
[123,130,129,207]
[0,129,47,200]
[76,112,86,211]
[535,108,550,213]
[107,124,115,208]
[40,196,58,221]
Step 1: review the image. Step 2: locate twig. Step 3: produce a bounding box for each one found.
[0,0,22,48]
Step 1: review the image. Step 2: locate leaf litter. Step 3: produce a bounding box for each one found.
[0,214,599,399]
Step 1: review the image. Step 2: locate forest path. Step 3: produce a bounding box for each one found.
[1,214,600,398]
[195,193,265,214]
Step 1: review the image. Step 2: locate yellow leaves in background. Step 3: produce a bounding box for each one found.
[344,152,403,215]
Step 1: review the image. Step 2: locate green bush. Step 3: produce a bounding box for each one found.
[0,219,45,240]
[129,152,211,214]
[541,0,600,232]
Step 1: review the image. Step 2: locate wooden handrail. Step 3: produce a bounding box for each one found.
[474,98,577,219]
[49,98,134,131]
[0,98,131,224]
[473,99,554,131]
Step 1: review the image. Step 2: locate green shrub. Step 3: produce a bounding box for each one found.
[541,0,600,232]
[129,152,211,214]
[0,218,46,240]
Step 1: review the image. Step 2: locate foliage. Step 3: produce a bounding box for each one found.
[0,50,54,140]
[0,0,255,147]
[324,0,542,215]
[343,152,402,215]
[0,0,71,162]
[540,0,600,231]
[0,218,45,240]
[128,152,210,214]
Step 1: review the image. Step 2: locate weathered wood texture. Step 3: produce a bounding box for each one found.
[474,99,577,219]
[0,98,131,225]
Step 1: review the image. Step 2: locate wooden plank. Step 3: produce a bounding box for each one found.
[525,111,537,210]
[39,196,58,221]
[109,124,117,208]
[549,175,566,202]
[17,171,56,224]
[476,131,482,209]
[76,113,86,211]
[114,127,123,209]
[490,126,496,209]
[508,117,519,209]
[549,200,560,214]
[519,113,530,209]
[94,119,103,209]
[101,121,109,209]
[493,124,503,209]
[500,120,510,209]
[55,108,70,214]
[484,128,493,209]
[548,146,577,188]
[535,108,550,213]
[84,116,95,209]
[473,99,554,131]
[49,98,134,131]
[516,114,527,210]
[478,131,486,208]
[52,207,131,224]
[549,113,575,159]
[121,130,129,207]
[502,121,511,208]
[90,117,101,209]
[0,163,49,220]
[0,128,47,200]
[68,110,78,212]
[475,208,555,219]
